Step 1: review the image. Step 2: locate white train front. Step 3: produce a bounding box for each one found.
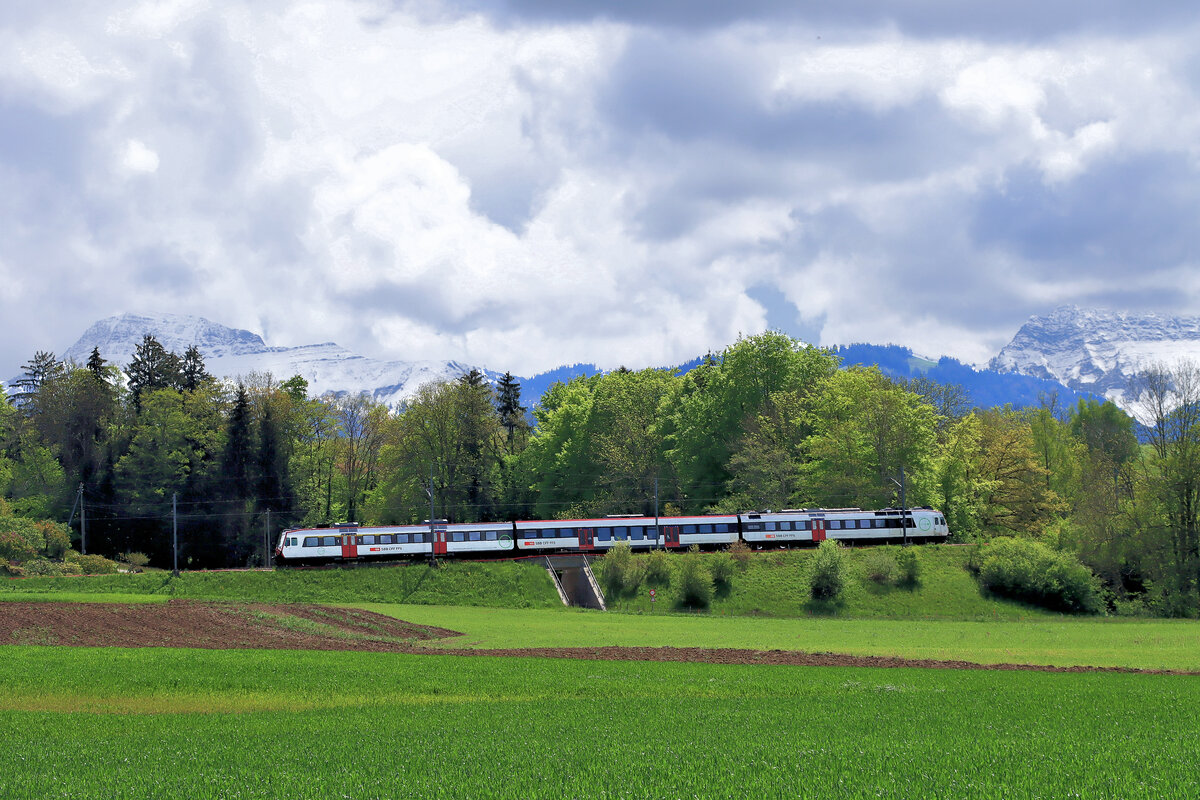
[274,508,949,563]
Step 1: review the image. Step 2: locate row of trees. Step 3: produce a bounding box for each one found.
[2,331,1198,614]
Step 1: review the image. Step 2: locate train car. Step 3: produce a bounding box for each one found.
[276,522,433,562]
[515,516,661,554]
[740,507,949,546]
[657,514,740,549]
[440,521,516,556]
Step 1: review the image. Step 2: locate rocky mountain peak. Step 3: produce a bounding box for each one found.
[989,306,1200,402]
[63,313,268,365]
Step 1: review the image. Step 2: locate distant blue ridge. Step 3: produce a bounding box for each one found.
[516,343,1099,414]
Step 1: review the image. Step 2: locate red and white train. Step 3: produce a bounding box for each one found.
[274,507,950,563]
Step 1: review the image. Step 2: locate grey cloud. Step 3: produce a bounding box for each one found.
[599,33,985,181]
[971,155,1200,271]
[0,101,91,184]
[444,0,1197,40]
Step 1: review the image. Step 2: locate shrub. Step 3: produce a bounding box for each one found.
[896,547,921,586]
[20,557,64,577]
[862,549,897,584]
[35,520,71,559]
[65,553,119,575]
[727,538,752,566]
[978,537,1104,614]
[123,552,151,569]
[599,541,639,596]
[0,529,36,561]
[676,546,713,609]
[709,551,735,590]
[644,549,671,586]
[810,540,846,600]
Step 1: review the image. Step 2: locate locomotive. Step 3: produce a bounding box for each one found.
[274,507,949,563]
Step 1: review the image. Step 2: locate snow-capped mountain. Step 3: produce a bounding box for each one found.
[60,313,482,407]
[989,306,1200,404]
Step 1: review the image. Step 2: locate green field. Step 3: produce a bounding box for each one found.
[0,559,559,607]
[0,646,1195,799]
[365,604,1200,672]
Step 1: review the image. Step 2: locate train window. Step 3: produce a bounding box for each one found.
[321,536,338,546]
[765,522,777,531]
[598,529,611,541]
[827,521,841,530]
[468,531,480,541]
[450,532,464,543]
[744,522,762,532]
[718,524,731,533]
[303,537,319,547]
[614,527,628,540]
[630,527,643,540]
[646,527,657,538]
[698,524,713,534]
[683,525,697,534]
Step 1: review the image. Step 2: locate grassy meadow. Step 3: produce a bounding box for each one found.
[365,603,1200,672]
[4,545,1200,797]
[1,646,1197,799]
[0,558,560,607]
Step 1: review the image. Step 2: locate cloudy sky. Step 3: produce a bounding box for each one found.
[3,1,1199,377]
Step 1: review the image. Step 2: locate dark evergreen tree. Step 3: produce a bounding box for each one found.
[220,385,255,565]
[495,372,527,444]
[86,347,107,382]
[256,400,290,512]
[9,351,63,410]
[460,368,486,388]
[222,385,254,496]
[180,345,212,392]
[125,335,180,410]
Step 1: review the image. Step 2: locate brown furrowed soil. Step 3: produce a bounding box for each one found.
[1,600,1194,675]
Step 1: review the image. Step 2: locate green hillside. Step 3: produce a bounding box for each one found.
[596,544,1064,620]
[3,544,1084,621]
[0,560,560,608]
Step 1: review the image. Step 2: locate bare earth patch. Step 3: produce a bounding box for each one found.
[1,600,1194,675]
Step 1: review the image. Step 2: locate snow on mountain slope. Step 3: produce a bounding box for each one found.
[989,306,1200,404]
[59,313,480,407]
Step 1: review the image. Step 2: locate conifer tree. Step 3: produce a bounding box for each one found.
[85,347,107,382]
[10,351,63,411]
[125,335,180,410]
[495,372,527,445]
[180,345,212,392]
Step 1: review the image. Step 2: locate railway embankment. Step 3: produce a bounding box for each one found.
[1,544,1089,621]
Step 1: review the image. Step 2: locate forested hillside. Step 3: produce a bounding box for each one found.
[1,331,1197,615]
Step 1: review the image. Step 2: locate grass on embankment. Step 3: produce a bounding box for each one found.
[0,560,560,608]
[1,646,1197,799]
[362,603,1200,671]
[599,544,1061,619]
[3,545,1066,620]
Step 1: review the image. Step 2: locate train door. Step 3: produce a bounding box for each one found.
[812,519,826,543]
[579,528,594,551]
[341,533,358,559]
[664,526,681,548]
[433,524,448,556]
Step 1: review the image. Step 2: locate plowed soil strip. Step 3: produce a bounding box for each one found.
[1,601,1195,675]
